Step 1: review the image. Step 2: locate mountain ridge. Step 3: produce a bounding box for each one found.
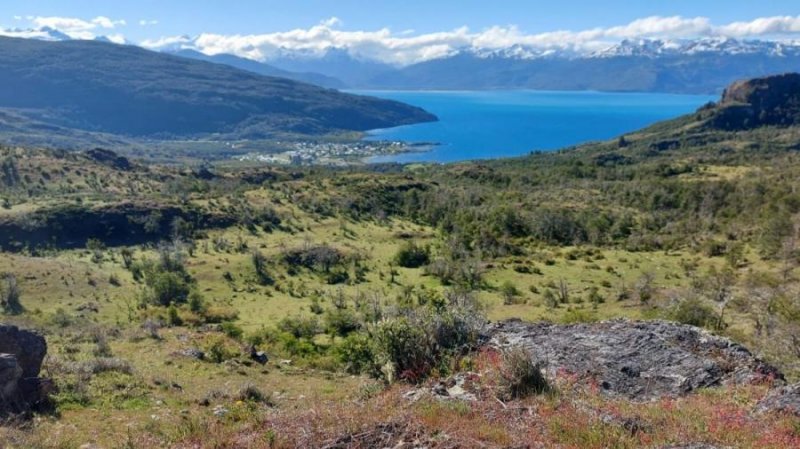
[0,36,435,143]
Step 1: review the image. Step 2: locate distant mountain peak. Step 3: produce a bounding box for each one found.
[590,37,800,59]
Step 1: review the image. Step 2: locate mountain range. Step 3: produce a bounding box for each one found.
[173,37,800,94]
[7,27,800,94]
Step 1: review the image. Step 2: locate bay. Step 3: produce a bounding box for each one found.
[353,90,716,163]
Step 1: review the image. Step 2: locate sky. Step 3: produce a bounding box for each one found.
[2,1,800,64]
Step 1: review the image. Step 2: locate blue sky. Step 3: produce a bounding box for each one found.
[5,0,799,38]
[3,1,800,64]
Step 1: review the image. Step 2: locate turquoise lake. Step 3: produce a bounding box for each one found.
[353,90,716,163]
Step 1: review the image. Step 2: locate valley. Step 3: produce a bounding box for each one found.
[2,73,800,447]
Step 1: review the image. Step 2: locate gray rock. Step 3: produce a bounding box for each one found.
[0,324,51,414]
[0,353,22,399]
[754,382,800,416]
[249,346,268,365]
[487,319,782,400]
[0,324,47,378]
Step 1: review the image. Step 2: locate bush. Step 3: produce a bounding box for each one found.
[283,245,344,273]
[394,242,431,268]
[80,357,134,375]
[278,316,320,339]
[203,336,240,363]
[324,308,362,337]
[367,291,485,383]
[494,348,549,401]
[235,383,273,405]
[1,273,23,315]
[147,271,191,306]
[670,297,717,328]
[221,321,244,340]
[251,250,274,286]
[500,280,522,305]
[337,333,376,375]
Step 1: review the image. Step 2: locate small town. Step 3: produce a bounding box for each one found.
[237,139,433,165]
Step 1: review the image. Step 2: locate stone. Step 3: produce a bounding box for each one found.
[487,319,783,400]
[249,346,269,365]
[0,324,51,415]
[754,382,800,416]
[0,324,46,378]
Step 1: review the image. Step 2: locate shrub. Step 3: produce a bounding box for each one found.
[337,333,376,375]
[368,290,485,383]
[494,348,549,401]
[251,250,274,286]
[670,297,717,328]
[283,245,344,273]
[147,271,191,306]
[167,305,183,326]
[80,357,134,375]
[221,321,244,340]
[372,317,433,383]
[324,308,362,337]
[0,273,23,315]
[278,316,320,339]
[394,242,431,268]
[235,383,273,405]
[500,280,522,305]
[203,336,240,363]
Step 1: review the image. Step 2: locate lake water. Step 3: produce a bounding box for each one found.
[354,90,715,163]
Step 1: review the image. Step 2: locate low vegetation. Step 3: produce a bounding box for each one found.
[3,78,800,446]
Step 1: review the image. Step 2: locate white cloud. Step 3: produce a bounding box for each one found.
[104,34,127,44]
[321,17,341,28]
[139,15,800,66]
[719,16,800,37]
[6,14,800,64]
[140,34,193,50]
[20,15,127,40]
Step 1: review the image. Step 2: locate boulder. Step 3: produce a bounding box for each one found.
[0,324,46,378]
[0,324,51,414]
[754,382,800,416]
[487,319,782,400]
[249,346,269,365]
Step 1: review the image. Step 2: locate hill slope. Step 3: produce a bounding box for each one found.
[170,49,346,89]
[0,37,435,139]
[366,51,800,93]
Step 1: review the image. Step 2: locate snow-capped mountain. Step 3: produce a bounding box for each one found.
[2,28,799,94]
[591,38,800,59]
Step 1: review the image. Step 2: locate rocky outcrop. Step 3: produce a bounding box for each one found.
[84,148,132,171]
[708,73,800,130]
[0,201,238,251]
[754,383,800,416]
[487,319,782,400]
[0,324,51,415]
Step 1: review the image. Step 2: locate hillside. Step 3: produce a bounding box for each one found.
[170,49,346,89]
[365,50,800,93]
[2,75,800,447]
[0,37,435,139]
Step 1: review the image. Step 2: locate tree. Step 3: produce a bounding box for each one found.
[500,280,521,305]
[697,267,736,330]
[1,274,23,315]
[635,272,656,304]
[394,242,431,268]
[251,250,274,285]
